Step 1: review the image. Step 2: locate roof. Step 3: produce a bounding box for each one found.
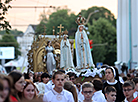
[29,24,38,31]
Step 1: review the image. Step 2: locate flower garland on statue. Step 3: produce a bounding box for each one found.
[65,67,105,80]
[80,67,105,78]
[65,68,80,77]
[79,67,105,81]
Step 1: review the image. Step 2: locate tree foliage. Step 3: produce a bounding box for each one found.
[88,18,116,65]
[36,9,77,36]
[0,29,23,35]
[81,6,116,27]
[35,11,48,34]
[0,0,12,33]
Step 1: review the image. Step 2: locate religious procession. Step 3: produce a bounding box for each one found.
[0,14,137,102]
[1,0,138,102]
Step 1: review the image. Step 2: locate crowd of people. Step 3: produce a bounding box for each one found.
[0,65,138,102]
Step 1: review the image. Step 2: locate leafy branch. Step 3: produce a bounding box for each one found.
[0,0,12,33]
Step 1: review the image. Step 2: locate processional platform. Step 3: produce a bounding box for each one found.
[27,25,74,73]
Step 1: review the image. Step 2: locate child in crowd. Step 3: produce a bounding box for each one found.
[37,72,50,95]
[67,72,77,84]
[64,81,78,102]
[43,71,74,102]
[80,82,94,102]
[122,80,135,102]
[22,79,37,101]
[67,72,84,101]
[21,79,42,102]
[92,78,106,102]
[104,86,117,102]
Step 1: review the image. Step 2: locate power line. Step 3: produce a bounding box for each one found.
[11,6,55,8]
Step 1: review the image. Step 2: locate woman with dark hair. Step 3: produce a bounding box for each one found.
[8,71,25,102]
[64,81,78,102]
[102,66,125,102]
[43,41,57,75]
[21,79,41,101]
[0,74,13,102]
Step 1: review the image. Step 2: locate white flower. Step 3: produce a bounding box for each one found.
[81,69,96,77]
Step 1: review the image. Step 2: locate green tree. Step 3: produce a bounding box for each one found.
[36,11,48,34]
[81,6,116,27]
[88,18,116,65]
[0,29,23,35]
[46,9,70,35]
[36,9,77,36]
[0,0,12,33]
[0,34,21,60]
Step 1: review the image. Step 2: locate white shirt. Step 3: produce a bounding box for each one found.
[133,91,138,98]
[92,90,106,102]
[74,84,84,101]
[37,82,46,94]
[124,98,129,102]
[45,80,54,93]
[43,88,74,102]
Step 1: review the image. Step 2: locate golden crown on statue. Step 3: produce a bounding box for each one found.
[63,29,68,34]
[75,12,86,25]
[63,29,68,37]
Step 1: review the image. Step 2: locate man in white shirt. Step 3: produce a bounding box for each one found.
[43,71,74,102]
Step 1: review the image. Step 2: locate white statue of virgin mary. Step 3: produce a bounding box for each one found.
[60,32,74,70]
[75,24,94,69]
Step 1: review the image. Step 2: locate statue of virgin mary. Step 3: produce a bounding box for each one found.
[75,24,94,69]
[60,30,74,70]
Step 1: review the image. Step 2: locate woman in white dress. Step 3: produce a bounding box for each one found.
[44,41,56,75]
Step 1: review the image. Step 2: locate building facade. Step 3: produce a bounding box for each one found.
[17,24,37,56]
[115,0,138,72]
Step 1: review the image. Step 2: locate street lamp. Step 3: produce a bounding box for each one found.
[84,10,99,25]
